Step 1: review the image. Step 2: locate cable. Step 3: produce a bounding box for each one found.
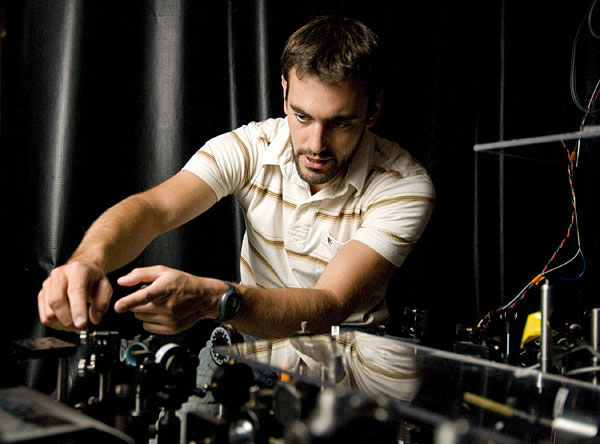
[478,3,600,329]
[478,139,586,328]
[574,76,600,167]
[588,0,600,39]
[570,0,600,114]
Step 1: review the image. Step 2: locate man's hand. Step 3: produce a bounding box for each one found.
[38,261,113,332]
[114,266,221,335]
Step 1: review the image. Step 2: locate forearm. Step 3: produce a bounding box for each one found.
[39,171,217,332]
[113,241,396,338]
[229,285,349,339]
[69,193,165,273]
[228,242,398,339]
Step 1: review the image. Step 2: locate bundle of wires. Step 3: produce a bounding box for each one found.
[478,1,600,329]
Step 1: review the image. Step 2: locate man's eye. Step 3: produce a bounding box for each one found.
[296,114,308,123]
[335,121,351,128]
[328,120,351,129]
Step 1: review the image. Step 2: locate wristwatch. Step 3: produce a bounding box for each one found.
[217,281,241,323]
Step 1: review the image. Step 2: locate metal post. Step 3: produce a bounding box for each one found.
[591,308,600,384]
[56,356,68,402]
[540,280,553,373]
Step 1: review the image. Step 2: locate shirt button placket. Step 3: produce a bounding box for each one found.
[285,202,316,251]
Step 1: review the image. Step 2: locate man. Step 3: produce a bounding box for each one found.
[38,16,434,342]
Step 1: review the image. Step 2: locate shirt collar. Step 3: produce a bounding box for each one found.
[262,118,291,166]
[341,129,374,195]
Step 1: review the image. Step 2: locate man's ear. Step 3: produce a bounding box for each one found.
[366,92,383,128]
[281,75,288,114]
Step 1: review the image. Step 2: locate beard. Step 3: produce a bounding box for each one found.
[292,146,348,186]
[291,126,366,187]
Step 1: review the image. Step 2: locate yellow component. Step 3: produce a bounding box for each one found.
[520,311,542,349]
[532,274,545,286]
[279,372,291,382]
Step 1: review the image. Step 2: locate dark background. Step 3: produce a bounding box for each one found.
[1,0,599,389]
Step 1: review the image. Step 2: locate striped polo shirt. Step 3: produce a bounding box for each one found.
[183,117,435,327]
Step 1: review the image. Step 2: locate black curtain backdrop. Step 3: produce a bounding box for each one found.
[1,0,599,389]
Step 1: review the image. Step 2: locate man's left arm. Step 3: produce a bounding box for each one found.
[114,240,396,338]
[231,240,397,338]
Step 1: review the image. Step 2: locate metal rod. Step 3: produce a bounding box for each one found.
[591,308,600,384]
[56,356,68,402]
[473,125,600,151]
[540,280,554,373]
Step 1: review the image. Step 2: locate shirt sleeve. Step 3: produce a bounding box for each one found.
[353,171,435,267]
[182,127,255,201]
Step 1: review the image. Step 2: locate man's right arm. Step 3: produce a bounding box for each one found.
[38,170,217,332]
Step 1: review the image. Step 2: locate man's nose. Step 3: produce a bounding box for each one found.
[307,122,327,154]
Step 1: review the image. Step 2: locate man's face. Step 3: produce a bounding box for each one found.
[282,68,381,193]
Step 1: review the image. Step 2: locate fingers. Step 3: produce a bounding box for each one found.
[114,266,166,313]
[38,287,77,333]
[138,321,179,335]
[89,276,113,325]
[115,266,165,313]
[67,277,92,329]
[40,268,74,329]
[117,266,164,287]
[132,311,197,335]
[114,266,203,334]
[114,286,155,313]
[38,261,112,331]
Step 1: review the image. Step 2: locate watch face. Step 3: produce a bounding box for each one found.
[226,292,241,315]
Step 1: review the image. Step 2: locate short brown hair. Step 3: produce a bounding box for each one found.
[281,16,382,100]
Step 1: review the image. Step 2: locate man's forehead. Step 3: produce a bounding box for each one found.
[288,67,366,93]
[286,69,368,117]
